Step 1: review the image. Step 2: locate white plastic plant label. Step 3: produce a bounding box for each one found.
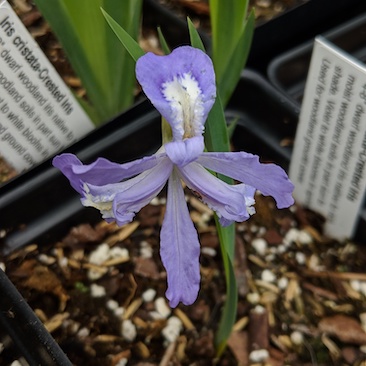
[0,0,94,172]
[289,36,366,239]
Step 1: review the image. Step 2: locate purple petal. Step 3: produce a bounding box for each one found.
[53,153,158,194]
[179,162,255,225]
[197,152,294,208]
[136,46,216,141]
[83,156,173,225]
[161,169,200,308]
[165,136,204,167]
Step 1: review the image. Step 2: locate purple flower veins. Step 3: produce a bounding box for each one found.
[53,46,294,308]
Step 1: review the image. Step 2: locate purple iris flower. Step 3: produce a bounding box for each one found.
[53,46,294,308]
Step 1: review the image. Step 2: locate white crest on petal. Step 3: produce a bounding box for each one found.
[162,72,205,140]
[82,183,115,220]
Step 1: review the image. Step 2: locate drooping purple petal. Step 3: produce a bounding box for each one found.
[197,152,294,208]
[52,153,158,194]
[165,135,204,167]
[82,156,173,225]
[136,46,216,141]
[179,162,255,225]
[161,168,200,308]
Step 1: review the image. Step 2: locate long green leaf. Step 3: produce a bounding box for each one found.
[215,233,237,355]
[101,8,145,62]
[34,0,142,123]
[218,9,255,106]
[210,0,249,82]
[157,27,171,55]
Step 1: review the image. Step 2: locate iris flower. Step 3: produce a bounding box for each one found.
[53,46,294,308]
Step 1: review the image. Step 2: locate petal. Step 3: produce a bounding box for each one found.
[53,153,158,194]
[136,46,216,141]
[165,136,204,167]
[179,162,254,225]
[83,157,173,225]
[161,168,200,308]
[197,152,295,209]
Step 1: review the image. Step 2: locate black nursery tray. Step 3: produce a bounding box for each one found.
[0,100,161,255]
[267,12,366,104]
[0,70,298,255]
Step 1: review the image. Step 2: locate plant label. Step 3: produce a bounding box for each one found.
[0,0,94,172]
[290,36,366,239]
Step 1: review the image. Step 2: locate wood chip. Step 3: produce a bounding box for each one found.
[44,312,70,333]
[319,315,366,345]
[105,221,140,246]
[174,308,195,330]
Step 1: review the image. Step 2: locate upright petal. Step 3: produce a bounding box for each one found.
[136,46,216,141]
[161,168,201,308]
[53,153,158,194]
[197,152,294,208]
[82,156,173,225]
[179,162,255,225]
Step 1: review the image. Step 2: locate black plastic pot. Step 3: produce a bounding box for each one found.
[267,12,366,104]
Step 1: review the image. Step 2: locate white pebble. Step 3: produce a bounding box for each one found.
[77,327,90,338]
[261,269,276,283]
[116,358,128,366]
[252,238,267,256]
[249,349,269,362]
[201,247,217,257]
[154,297,171,319]
[0,262,5,272]
[59,257,68,268]
[150,197,160,205]
[87,268,107,281]
[106,299,119,311]
[37,254,56,265]
[283,228,300,245]
[0,342,4,353]
[360,282,366,297]
[277,277,289,290]
[276,244,286,254]
[140,241,153,259]
[350,279,361,292]
[295,252,306,265]
[359,313,366,332]
[90,283,106,298]
[121,319,137,342]
[290,331,304,345]
[114,307,125,318]
[252,304,266,314]
[10,361,22,366]
[142,288,156,302]
[246,292,260,304]
[109,247,129,260]
[162,316,182,343]
[89,243,110,264]
[265,254,275,262]
[298,230,312,245]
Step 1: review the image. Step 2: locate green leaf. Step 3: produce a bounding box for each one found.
[187,17,205,51]
[101,8,145,62]
[217,9,255,106]
[210,0,249,81]
[205,96,230,155]
[215,219,237,354]
[33,0,142,124]
[157,27,171,55]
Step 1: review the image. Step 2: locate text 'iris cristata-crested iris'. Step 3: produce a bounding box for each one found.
[53,46,294,308]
